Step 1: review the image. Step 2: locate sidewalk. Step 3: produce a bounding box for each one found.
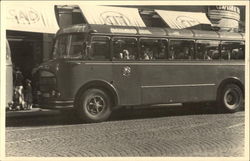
[6,107,60,118]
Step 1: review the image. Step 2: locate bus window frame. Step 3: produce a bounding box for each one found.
[90,35,111,61]
[139,37,168,61]
[168,39,195,61]
[220,40,245,61]
[195,39,220,61]
[111,36,138,61]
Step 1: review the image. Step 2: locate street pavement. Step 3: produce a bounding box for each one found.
[5,105,245,157]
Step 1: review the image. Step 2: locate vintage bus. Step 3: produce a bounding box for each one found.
[37,24,245,122]
[6,40,13,109]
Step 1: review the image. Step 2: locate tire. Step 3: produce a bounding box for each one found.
[77,88,112,123]
[217,83,243,113]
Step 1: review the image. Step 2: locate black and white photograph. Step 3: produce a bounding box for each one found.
[0,1,249,160]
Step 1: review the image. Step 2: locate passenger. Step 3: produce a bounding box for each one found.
[169,46,175,60]
[221,46,231,60]
[189,47,194,60]
[123,49,130,60]
[177,47,189,59]
[196,47,203,60]
[158,45,166,59]
[118,52,123,59]
[13,67,25,110]
[231,48,239,59]
[24,79,33,110]
[211,49,219,59]
[203,50,212,60]
[238,48,244,59]
[143,48,153,60]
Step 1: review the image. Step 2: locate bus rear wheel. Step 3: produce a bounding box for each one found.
[77,88,112,123]
[218,84,243,113]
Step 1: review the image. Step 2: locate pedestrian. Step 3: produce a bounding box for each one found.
[24,79,33,110]
[13,67,25,110]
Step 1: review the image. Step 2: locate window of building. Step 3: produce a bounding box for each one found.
[113,37,137,60]
[140,38,168,60]
[221,41,245,60]
[169,40,194,60]
[196,40,220,60]
[90,36,110,60]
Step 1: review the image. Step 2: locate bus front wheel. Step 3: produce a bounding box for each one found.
[77,88,112,123]
[218,83,243,113]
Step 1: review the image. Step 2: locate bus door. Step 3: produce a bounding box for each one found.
[111,37,141,105]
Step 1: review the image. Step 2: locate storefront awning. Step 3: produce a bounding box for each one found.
[156,10,211,29]
[78,5,146,27]
[6,3,59,33]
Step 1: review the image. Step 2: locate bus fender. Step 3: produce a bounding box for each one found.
[217,77,244,99]
[74,80,120,109]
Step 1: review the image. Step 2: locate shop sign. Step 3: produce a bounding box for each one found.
[208,6,240,30]
[209,6,240,14]
[6,3,59,33]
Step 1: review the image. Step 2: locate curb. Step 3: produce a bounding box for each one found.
[6,108,60,118]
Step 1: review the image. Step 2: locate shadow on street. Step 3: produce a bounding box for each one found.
[6,104,235,127]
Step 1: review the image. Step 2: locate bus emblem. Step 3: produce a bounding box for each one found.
[122,66,131,76]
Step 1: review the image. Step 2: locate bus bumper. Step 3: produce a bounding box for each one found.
[38,98,74,109]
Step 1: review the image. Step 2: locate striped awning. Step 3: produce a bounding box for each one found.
[156,10,211,29]
[78,5,146,27]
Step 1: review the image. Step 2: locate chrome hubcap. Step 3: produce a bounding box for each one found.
[226,93,235,105]
[86,96,105,115]
[224,89,240,109]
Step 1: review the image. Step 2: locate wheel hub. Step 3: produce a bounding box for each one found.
[87,96,105,115]
[226,93,235,105]
[224,89,240,109]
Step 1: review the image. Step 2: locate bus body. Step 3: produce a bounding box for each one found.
[37,24,245,122]
[6,40,13,108]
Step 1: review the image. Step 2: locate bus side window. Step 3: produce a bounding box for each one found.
[196,40,220,60]
[90,36,110,60]
[169,40,194,60]
[113,37,137,60]
[140,39,167,60]
[221,41,245,60]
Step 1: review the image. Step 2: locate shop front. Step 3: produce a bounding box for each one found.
[6,3,59,79]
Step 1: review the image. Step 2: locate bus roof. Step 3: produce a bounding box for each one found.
[57,24,245,41]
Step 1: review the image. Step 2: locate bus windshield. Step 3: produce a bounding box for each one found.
[52,34,86,59]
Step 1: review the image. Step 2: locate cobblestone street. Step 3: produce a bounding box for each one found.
[6,105,245,157]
